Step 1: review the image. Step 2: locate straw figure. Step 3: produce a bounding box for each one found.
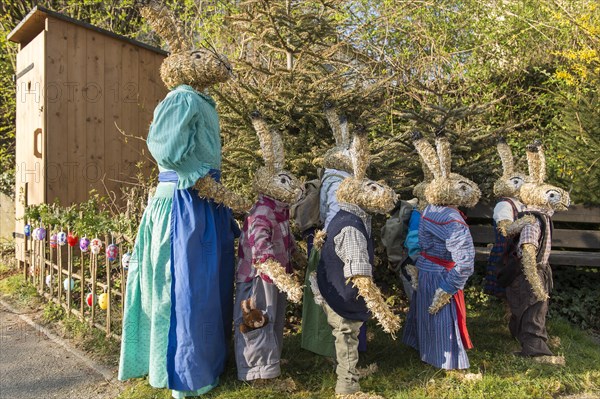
[484,137,534,297]
[119,2,249,397]
[402,130,481,371]
[302,103,368,358]
[315,126,400,398]
[234,111,305,383]
[507,140,569,361]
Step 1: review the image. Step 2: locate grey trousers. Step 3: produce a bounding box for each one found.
[322,302,364,395]
[234,277,287,381]
[506,263,554,356]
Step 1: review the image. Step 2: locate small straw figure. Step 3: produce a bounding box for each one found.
[402,130,481,371]
[507,140,569,362]
[234,111,304,384]
[315,126,400,398]
[302,103,368,359]
[485,137,534,298]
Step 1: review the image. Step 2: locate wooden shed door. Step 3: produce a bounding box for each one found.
[14,32,46,261]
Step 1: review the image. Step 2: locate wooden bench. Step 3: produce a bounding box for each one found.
[465,203,600,267]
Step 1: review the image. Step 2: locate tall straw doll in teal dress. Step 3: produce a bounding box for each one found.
[118,2,251,398]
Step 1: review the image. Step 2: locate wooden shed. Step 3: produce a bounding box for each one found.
[8,6,168,261]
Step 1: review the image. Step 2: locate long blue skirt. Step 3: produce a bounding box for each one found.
[166,172,239,392]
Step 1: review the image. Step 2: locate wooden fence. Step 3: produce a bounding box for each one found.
[21,228,128,339]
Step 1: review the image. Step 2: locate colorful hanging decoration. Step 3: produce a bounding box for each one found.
[45,275,52,287]
[24,224,31,237]
[80,237,90,253]
[122,252,132,271]
[86,292,95,307]
[32,227,40,240]
[36,227,46,240]
[98,292,108,310]
[49,233,57,248]
[63,278,75,291]
[57,232,67,246]
[106,244,119,262]
[90,238,103,255]
[67,232,79,247]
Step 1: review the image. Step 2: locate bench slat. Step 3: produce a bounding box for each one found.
[466,203,600,224]
[474,247,600,267]
[469,225,600,250]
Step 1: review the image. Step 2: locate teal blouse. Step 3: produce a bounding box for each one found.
[147,85,222,189]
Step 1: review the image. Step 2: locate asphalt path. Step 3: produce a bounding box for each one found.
[0,303,120,399]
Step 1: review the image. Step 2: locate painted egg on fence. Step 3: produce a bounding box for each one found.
[32,228,40,240]
[67,233,79,247]
[24,224,31,237]
[90,238,102,255]
[106,244,118,262]
[121,252,132,270]
[45,274,52,287]
[57,232,67,246]
[79,237,90,253]
[49,233,57,248]
[98,293,108,310]
[36,227,46,240]
[86,292,95,307]
[63,278,75,291]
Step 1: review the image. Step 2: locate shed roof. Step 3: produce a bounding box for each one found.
[7,5,168,56]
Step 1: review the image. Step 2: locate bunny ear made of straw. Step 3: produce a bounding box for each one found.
[419,150,434,183]
[412,130,442,179]
[324,102,350,148]
[350,125,370,180]
[526,139,546,183]
[251,111,285,172]
[497,136,515,177]
[140,1,188,53]
[434,127,452,178]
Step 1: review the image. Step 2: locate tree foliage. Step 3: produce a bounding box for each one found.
[0,0,598,204]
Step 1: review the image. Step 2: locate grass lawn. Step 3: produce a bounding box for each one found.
[116,296,600,399]
[1,263,599,399]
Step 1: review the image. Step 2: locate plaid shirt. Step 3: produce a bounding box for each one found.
[518,208,553,265]
[236,194,296,283]
[334,203,373,278]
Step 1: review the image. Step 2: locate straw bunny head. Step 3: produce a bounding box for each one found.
[323,102,353,173]
[251,111,304,204]
[141,1,232,91]
[519,140,570,211]
[336,127,398,214]
[412,130,481,208]
[493,136,528,198]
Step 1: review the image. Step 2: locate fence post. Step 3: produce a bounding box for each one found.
[120,243,125,319]
[80,249,85,320]
[36,234,42,294]
[40,226,46,294]
[49,226,54,298]
[23,233,27,282]
[91,250,96,326]
[57,235,62,306]
[67,229,72,315]
[105,235,111,336]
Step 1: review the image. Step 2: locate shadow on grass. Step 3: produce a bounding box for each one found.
[118,297,600,399]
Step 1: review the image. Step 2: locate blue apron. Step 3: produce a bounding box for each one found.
[160,171,240,391]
